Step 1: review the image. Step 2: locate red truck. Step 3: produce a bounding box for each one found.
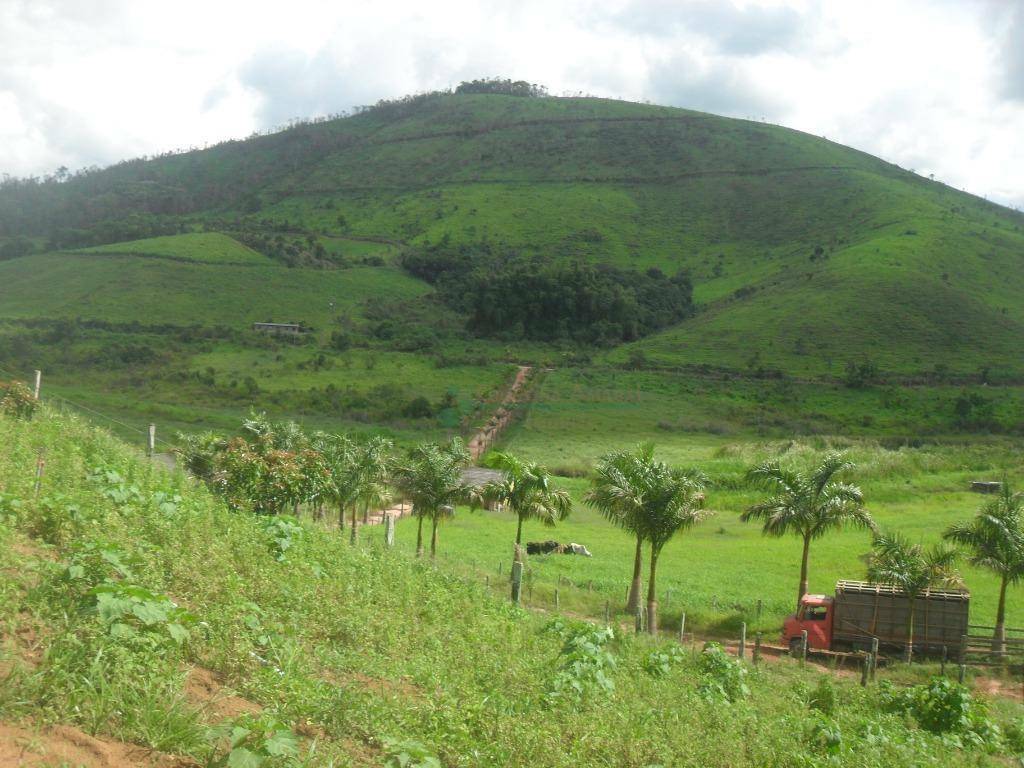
[782,580,970,654]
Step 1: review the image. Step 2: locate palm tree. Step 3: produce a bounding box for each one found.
[742,453,876,611]
[316,434,358,533]
[473,452,571,559]
[349,436,393,544]
[586,444,654,615]
[944,484,1024,654]
[636,463,712,633]
[394,438,470,558]
[867,532,961,662]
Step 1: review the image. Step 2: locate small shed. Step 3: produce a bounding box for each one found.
[252,322,303,335]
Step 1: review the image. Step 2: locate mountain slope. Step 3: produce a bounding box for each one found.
[1,91,1023,378]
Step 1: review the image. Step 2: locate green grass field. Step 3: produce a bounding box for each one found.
[75,232,272,265]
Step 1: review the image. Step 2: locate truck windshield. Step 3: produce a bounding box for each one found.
[802,606,828,621]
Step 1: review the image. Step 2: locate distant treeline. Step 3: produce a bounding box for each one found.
[400,242,694,344]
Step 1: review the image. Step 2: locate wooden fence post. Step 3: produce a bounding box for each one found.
[33,451,45,496]
[753,632,762,665]
[384,514,395,547]
[870,638,879,682]
[861,654,870,686]
[554,588,560,611]
[801,630,808,665]
[33,370,41,400]
[679,612,686,642]
[147,424,156,458]
[511,561,523,604]
[756,599,763,620]
[635,605,643,635]
[739,623,746,660]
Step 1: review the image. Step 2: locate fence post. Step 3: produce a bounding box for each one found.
[801,630,808,665]
[861,654,870,686]
[554,588,560,611]
[958,663,966,683]
[739,622,746,660]
[635,605,643,635]
[679,612,686,642]
[33,370,41,400]
[756,599,763,620]
[147,424,156,458]
[485,575,490,588]
[511,561,523,604]
[941,645,947,676]
[498,561,503,577]
[384,514,396,547]
[753,632,762,665]
[870,637,879,682]
[33,451,45,496]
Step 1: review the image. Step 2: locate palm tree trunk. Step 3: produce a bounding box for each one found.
[350,505,358,545]
[646,546,660,635]
[415,514,425,557]
[627,534,643,615]
[993,575,1008,656]
[430,517,439,558]
[797,532,812,611]
[904,601,915,663]
[515,515,524,546]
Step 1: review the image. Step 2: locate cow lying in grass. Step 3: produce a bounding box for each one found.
[526,540,592,557]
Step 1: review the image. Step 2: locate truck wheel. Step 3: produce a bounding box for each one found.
[789,638,802,657]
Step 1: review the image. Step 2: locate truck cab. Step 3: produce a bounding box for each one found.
[782,594,834,651]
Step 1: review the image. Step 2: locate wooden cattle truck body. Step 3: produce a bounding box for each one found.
[832,581,969,652]
[783,580,970,653]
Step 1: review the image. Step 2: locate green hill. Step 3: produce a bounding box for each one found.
[2,91,1022,377]
[1,87,1023,441]
[3,406,1024,767]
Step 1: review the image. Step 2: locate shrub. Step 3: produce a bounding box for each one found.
[808,676,839,716]
[643,646,686,678]
[696,643,749,702]
[382,737,442,768]
[209,714,299,768]
[545,621,617,705]
[880,678,1001,747]
[0,380,37,419]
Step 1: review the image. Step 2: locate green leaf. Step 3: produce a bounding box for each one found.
[226,747,262,768]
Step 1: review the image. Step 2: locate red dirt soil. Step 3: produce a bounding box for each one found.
[0,723,192,768]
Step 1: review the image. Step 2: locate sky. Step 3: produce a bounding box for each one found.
[1,0,1022,209]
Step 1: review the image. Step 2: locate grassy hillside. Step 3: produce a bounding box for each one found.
[4,407,1024,766]
[76,232,272,265]
[2,91,1022,378]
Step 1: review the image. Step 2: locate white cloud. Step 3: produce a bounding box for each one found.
[0,0,1021,209]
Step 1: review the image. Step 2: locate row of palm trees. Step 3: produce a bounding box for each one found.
[586,446,1024,656]
[185,417,1024,653]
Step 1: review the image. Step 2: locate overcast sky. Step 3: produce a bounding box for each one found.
[1,0,1022,209]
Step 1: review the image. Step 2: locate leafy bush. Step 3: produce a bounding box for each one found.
[545,620,617,705]
[805,714,843,756]
[696,643,749,703]
[209,714,299,768]
[382,737,442,768]
[89,582,195,649]
[808,676,839,716]
[261,515,303,562]
[643,645,687,678]
[880,678,1001,747]
[0,380,36,419]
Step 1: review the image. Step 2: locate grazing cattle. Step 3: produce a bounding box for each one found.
[526,540,563,555]
[526,541,592,556]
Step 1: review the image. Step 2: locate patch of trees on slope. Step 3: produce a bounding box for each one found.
[400,241,695,344]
